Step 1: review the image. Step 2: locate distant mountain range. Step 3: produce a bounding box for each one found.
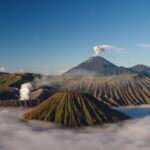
[63,56,150,77]
[1,56,150,77]
[131,64,150,76]
[1,56,150,107]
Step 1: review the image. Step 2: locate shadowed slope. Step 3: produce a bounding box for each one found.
[15,86,56,107]
[131,64,150,72]
[131,65,150,77]
[0,86,56,107]
[24,92,129,127]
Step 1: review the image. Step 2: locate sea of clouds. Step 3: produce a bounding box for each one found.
[0,108,150,150]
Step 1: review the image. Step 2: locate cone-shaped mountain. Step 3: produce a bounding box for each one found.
[63,56,134,77]
[24,92,129,127]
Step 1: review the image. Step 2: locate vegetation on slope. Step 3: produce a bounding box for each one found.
[24,92,129,127]
[0,74,21,100]
[0,73,41,100]
[0,74,21,88]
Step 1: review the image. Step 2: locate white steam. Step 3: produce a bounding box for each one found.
[93,44,125,55]
[19,83,32,100]
[1,107,150,150]
[32,76,63,89]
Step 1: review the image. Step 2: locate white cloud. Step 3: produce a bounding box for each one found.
[135,43,150,48]
[19,69,25,73]
[1,108,150,150]
[0,66,6,72]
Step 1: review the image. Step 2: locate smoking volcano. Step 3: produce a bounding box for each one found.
[63,56,134,77]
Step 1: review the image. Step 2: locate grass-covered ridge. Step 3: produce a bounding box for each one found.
[24,92,129,127]
[0,74,21,89]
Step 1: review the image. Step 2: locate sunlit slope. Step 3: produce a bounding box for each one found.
[64,74,150,106]
[0,73,41,100]
[24,92,129,127]
[0,74,21,99]
[0,73,41,88]
[0,74,21,88]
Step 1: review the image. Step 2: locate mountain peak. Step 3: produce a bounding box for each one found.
[83,56,109,64]
[63,56,118,77]
[131,64,150,72]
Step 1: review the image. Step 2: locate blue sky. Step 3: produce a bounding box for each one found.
[0,0,150,74]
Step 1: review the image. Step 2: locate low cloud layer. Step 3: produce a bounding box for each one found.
[0,108,150,150]
[93,44,125,55]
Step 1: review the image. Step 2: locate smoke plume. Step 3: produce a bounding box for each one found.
[19,83,32,100]
[93,44,125,55]
[93,45,112,55]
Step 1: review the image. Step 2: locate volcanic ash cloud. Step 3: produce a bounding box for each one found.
[93,44,113,55]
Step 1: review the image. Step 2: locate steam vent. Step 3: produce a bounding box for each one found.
[24,92,129,127]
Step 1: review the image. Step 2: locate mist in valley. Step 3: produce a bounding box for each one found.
[1,108,150,150]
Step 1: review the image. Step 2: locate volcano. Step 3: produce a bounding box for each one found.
[63,56,134,77]
[24,92,129,127]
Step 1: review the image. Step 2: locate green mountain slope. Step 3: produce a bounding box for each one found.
[24,92,129,127]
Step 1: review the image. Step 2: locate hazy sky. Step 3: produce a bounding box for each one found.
[1,0,150,74]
